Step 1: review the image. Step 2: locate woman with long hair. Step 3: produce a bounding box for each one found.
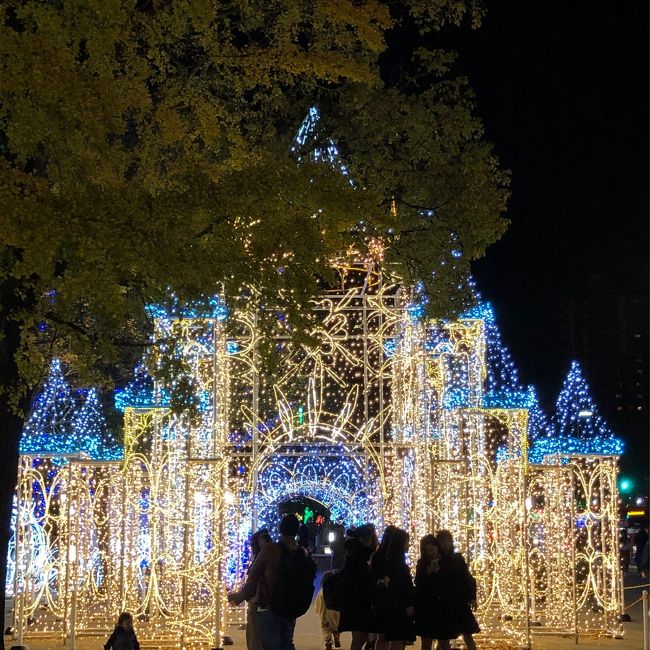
[104,612,140,650]
[414,535,450,650]
[370,526,415,650]
[338,524,378,650]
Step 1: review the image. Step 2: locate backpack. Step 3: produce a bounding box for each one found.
[270,544,317,619]
[322,570,345,611]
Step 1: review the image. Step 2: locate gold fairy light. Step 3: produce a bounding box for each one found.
[10,265,623,649]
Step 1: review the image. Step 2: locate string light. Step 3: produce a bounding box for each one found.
[526,386,551,441]
[8,113,625,648]
[553,360,614,439]
[70,388,122,460]
[146,294,228,321]
[529,361,624,461]
[10,291,625,648]
[290,107,352,181]
[19,359,120,460]
[20,358,73,448]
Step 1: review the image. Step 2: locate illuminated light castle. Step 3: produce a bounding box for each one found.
[8,111,625,648]
[9,272,625,649]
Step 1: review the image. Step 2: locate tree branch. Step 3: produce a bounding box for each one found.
[43,311,169,348]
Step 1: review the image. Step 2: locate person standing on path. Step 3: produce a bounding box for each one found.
[370,526,415,650]
[228,514,316,650]
[435,530,480,650]
[338,525,377,650]
[242,529,272,650]
[415,535,455,650]
[634,525,649,577]
[330,523,346,570]
[315,570,342,650]
[104,612,140,650]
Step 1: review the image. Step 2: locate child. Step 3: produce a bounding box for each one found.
[315,570,342,650]
[104,612,140,650]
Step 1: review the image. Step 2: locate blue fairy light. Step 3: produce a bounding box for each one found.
[525,387,552,440]
[552,360,613,439]
[529,435,624,463]
[147,295,227,321]
[383,339,397,358]
[291,107,354,185]
[20,359,122,460]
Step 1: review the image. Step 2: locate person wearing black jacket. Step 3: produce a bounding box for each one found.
[370,526,415,650]
[435,530,480,650]
[635,526,649,577]
[415,535,461,650]
[338,525,377,650]
[104,612,140,650]
[414,535,447,650]
[244,529,272,650]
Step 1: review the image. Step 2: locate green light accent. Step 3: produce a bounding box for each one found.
[619,478,633,493]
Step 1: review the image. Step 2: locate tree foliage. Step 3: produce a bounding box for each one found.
[0,2,508,630]
[0,0,508,395]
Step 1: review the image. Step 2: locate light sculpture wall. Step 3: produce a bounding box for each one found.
[9,270,625,649]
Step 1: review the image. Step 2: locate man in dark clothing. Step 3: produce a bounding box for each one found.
[229,514,303,650]
[635,526,649,577]
[338,525,376,650]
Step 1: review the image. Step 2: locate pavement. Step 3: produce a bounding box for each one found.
[5,572,649,650]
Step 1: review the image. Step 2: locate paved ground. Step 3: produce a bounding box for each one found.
[6,573,649,649]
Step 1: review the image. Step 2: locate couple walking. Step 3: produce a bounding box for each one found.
[322,526,479,650]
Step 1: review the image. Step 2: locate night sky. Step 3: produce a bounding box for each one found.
[430,4,648,484]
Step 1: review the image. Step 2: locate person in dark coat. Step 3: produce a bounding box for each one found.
[299,523,311,553]
[370,526,415,650]
[338,525,377,650]
[104,612,140,650]
[244,529,272,650]
[435,530,480,650]
[414,535,446,650]
[634,526,649,576]
[330,523,347,570]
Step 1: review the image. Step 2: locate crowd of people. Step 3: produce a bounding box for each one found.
[102,517,650,650]
[226,516,478,650]
[320,525,479,650]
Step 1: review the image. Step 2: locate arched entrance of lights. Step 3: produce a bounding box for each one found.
[243,407,385,534]
[223,263,406,565]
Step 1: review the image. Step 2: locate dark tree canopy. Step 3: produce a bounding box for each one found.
[1,0,507,392]
[0,1,507,633]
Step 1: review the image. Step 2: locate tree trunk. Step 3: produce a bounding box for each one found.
[0,287,31,650]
